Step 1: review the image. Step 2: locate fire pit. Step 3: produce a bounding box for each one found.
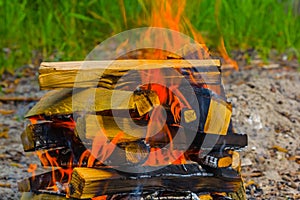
[19,56,247,199]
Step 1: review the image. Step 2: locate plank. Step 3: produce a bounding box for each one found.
[68,164,242,199]
[38,60,221,90]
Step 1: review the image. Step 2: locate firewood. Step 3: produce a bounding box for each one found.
[36,148,77,167]
[21,116,247,158]
[25,88,160,118]
[21,122,84,152]
[38,60,221,90]
[197,152,233,168]
[18,169,69,193]
[68,164,242,199]
[85,115,147,141]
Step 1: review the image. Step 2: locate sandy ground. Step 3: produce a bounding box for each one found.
[223,66,300,199]
[0,61,299,199]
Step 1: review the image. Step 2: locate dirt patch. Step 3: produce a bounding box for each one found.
[223,67,300,199]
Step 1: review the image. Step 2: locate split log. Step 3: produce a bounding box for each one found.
[25,88,133,117]
[84,114,178,143]
[25,88,159,118]
[187,132,248,153]
[197,152,233,168]
[36,148,78,168]
[18,169,69,193]
[68,164,242,199]
[38,60,221,90]
[21,122,85,152]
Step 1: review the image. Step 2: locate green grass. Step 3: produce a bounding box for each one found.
[0,0,299,72]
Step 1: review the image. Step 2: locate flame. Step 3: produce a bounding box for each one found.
[92,195,108,200]
[27,163,37,181]
[136,0,238,68]
[214,0,238,70]
[28,115,76,129]
[140,0,209,60]
[128,0,236,165]
[77,0,237,168]
[79,130,124,168]
[144,148,186,166]
[36,150,73,192]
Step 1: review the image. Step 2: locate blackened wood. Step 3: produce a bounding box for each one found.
[21,123,70,151]
[18,169,69,193]
[21,122,85,152]
[37,148,77,167]
[21,120,247,158]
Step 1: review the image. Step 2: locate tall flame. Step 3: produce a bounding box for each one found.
[138,0,238,69]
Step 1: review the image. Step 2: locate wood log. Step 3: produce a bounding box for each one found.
[85,115,146,141]
[25,88,159,118]
[18,169,69,193]
[36,148,78,168]
[38,60,221,90]
[21,123,68,152]
[197,152,233,169]
[68,164,242,199]
[21,122,85,152]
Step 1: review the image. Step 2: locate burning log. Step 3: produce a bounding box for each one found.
[68,164,241,199]
[21,122,81,152]
[18,169,70,193]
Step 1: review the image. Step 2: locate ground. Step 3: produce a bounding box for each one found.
[0,58,299,199]
[224,64,300,199]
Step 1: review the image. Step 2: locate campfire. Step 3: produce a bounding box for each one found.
[18,49,247,199]
[18,0,247,198]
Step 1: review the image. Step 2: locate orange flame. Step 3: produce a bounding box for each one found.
[79,130,124,168]
[36,150,73,192]
[144,148,186,166]
[27,163,37,181]
[137,0,238,69]
[92,195,108,200]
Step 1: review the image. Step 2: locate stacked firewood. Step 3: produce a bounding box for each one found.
[19,59,247,200]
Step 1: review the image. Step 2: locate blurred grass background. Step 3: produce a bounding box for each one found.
[0,0,299,72]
